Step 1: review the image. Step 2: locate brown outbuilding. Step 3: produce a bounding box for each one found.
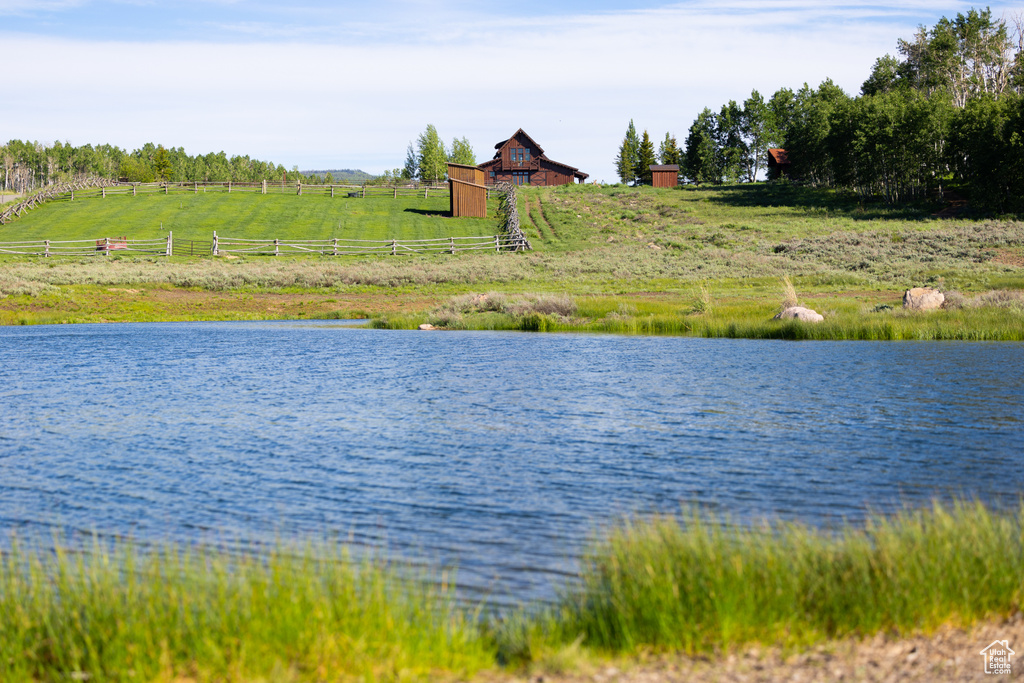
[447,163,488,218]
[768,149,791,179]
[650,164,680,188]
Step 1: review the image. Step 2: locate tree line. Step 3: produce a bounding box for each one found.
[0,140,301,193]
[620,7,1024,213]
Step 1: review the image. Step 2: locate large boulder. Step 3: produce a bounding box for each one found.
[774,306,824,322]
[903,287,944,311]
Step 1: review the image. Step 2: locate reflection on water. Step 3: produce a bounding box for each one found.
[1,321,1022,601]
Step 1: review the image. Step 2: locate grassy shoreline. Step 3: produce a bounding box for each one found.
[2,279,1021,340]
[2,501,1021,681]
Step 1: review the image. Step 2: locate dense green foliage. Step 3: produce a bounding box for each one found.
[1,139,292,192]
[680,8,1024,213]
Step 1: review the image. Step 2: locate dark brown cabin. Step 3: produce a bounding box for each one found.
[448,163,487,217]
[476,129,588,187]
[767,149,791,179]
[650,165,679,188]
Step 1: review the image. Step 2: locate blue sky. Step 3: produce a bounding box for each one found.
[3,1,1021,181]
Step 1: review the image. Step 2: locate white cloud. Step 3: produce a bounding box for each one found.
[3,1,1022,182]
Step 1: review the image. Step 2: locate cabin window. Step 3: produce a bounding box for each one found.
[513,171,529,185]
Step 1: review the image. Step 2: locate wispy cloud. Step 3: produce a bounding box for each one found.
[3,1,1021,182]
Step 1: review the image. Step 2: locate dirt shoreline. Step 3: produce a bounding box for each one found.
[493,616,1024,682]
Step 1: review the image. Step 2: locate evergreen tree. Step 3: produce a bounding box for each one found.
[153,145,172,181]
[615,120,640,184]
[403,142,418,180]
[637,130,657,185]
[658,133,680,166]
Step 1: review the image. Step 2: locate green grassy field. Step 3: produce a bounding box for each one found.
[2,501,1021,681]
[0,192,499,243]
[1,183,1022,337]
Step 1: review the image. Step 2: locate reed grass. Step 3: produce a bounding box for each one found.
[0,539,493,682]
[371,291,1024,341]
[2,502,1023,678]
[544,500,1024,655]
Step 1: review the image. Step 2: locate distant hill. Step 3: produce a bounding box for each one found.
[303,169,374,183]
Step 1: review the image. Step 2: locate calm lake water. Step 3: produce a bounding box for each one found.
[1,321,1023,601]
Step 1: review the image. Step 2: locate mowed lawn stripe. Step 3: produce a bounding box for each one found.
[0,193,500,243]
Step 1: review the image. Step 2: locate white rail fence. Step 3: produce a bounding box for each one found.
[212,232,529,256]
[53,180,495,200]
[0,234,174,257]
[0,177,116,225]
[0,231,530,258]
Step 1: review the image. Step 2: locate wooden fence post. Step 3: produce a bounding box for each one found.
[44,240,50,257]
[70,190,74,201]
[332,238,338,256]
[102,187,106,199]
[104,237,110,255]
[330,186,334,198]
[362,185,366,199]
[164,183,168,195]
[212,231,218,256]
[495,235,500,252]
[132,184,136,197]
[228,181,232,194]
[450,237,455,254]
[262,180,266,195]
[195,182,198,194]
[297,182,302,196]
[394,186,397,199]
[391,239,397,256]
[274,238,279,256]
[167,231,173,257]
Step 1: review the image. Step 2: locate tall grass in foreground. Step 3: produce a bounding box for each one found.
[547,501,1024,655]
[2,502,1023,679]
[0,540,492,682]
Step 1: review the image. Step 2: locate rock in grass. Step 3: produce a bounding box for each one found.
[903,287,945,311]
[418,323,435,330]
[774,306,824,322]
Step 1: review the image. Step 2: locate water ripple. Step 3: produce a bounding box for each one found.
[2,321,1023,601]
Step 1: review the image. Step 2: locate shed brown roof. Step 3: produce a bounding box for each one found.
[650,165,680,172]
[768,149,790,165]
